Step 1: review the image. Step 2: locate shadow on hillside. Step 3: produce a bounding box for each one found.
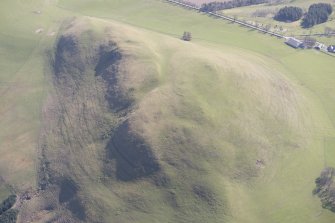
[95,41,133,113]
[58,178,86,221]
[105,121,160,181]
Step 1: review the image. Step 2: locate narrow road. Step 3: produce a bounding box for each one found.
[165,0,335,58]
[295,33,335,37]
[165,0,285,38]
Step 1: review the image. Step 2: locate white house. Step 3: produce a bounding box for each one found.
[328,45,335,53]
[315,42,327,51]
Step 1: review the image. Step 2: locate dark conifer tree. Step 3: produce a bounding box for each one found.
[301,3,333,28]
[274,6,303,22]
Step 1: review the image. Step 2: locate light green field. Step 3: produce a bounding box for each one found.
[0,0,61,194]
[325,138,335,167]
[0,0,335,222]
[219,0,335,44]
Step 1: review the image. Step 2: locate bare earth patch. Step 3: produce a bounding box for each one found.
[35,28,43,34]
[47,31,56,36]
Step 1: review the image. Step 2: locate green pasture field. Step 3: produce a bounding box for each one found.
[0,0,335,222]
[325,137,335,167]
[218,0,335,44]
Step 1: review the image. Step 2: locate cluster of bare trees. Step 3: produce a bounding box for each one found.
[324,27,335,36]
[303,36,317,49]
[252,8,277,17]
[236,19,284,33]
[267,0,288,5]
[176,0,198,8]
[200,0,267,12]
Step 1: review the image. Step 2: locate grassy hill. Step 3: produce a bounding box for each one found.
[0,0,335,222]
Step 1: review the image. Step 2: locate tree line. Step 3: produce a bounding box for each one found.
[200,1,333,28]
[273,3,333,28]
[200,0,267,12]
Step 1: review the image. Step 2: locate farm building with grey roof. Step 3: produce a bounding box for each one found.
[285,37,303,48]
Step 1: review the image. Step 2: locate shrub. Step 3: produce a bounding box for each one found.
[314,167,335,212]
[0,209,18,223]
[0,196,16,216]
[274,6,303,22]
[303,36,317,49]
[182,32,192,41]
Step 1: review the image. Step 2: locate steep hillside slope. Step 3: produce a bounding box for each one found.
[17,17,323,222]
[1,0,335,223]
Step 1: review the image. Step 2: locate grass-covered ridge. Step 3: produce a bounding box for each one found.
[0,0,335,223]
[29,17,328,222]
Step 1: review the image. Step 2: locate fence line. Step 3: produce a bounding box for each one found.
[165,0,285,38]
[165,0,335,57]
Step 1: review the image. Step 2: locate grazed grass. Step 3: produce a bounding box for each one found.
[1,0,335,223]
[219,0,335,44]
[325,138,335,167]
[0,0,57,192]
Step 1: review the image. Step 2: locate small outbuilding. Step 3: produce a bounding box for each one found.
[285,37,303,48]
[328,45,335,53]
[315,42,327,51]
